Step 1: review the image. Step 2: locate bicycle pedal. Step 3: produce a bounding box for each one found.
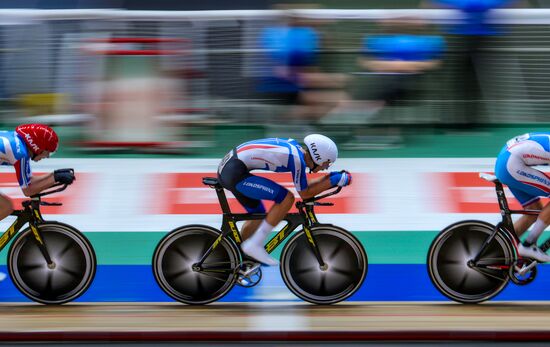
[236,261,262,288]
[238,261,261,277]
[236,277,251,287]
[516,261,537,276]
[510,260,538,286]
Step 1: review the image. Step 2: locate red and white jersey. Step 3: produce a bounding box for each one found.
[506,132,550,166]
[234,138,309,191]
[0,131,32,188]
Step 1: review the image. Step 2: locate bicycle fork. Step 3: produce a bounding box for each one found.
[303,226,327,270]
[29,211,54,268]
[300,206,326,269]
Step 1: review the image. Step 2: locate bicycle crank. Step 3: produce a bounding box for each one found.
[510,259,537,285]
[236,261,262,287]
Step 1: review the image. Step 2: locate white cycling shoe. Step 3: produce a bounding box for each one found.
[241,239,279,266]
[518,243,550,263]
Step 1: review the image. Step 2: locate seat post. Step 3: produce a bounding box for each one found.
[495,181,514,229]
[215,186,231,214]
[202,177,232,214]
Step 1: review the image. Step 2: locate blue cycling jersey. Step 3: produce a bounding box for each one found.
[495,132,550,206]
[235,138,308,192]
[0,131,32,188]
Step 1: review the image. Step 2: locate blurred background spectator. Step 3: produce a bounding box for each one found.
[323,17,445,149]
[0,1,546,157]
[256,7,350,136]
[422,0,520,130]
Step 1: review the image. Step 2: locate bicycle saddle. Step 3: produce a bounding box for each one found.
[479,173,500,183]
[202,177,221,188]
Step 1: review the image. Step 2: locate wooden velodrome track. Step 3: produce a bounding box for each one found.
[2,302,550,342]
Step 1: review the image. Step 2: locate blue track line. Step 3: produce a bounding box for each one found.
[0,265,549,302]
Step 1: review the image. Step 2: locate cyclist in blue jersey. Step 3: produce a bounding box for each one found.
[0,124,75,281]
[495,132,550,262]
[0,124,75,221]
[218,134,351,266]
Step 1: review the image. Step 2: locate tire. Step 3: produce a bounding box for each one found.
[427,220,514,304]
[153,225,241,305]
[280,225,367,304]
[8,222,96,305]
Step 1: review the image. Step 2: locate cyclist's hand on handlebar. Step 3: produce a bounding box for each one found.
[329,170,352,187]
[54,168,75,185]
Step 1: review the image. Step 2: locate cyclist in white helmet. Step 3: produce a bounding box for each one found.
[217,134,352,266]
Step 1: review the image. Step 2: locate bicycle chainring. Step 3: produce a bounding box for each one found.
[509,259,537,285]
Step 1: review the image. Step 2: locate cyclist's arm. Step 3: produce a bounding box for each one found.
[297,175,332,200]
[21,173,55,197]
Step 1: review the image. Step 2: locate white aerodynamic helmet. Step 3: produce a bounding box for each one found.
[303,134,338,167]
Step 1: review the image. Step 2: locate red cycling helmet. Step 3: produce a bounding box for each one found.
[15,124,59,155]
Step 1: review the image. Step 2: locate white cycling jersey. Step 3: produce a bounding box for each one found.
[234,138,308,191]
[0,131,32,188]
[495,132,550,206]
[505,133,550,166]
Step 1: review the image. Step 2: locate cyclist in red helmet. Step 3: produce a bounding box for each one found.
[0,124,75,281]
[0,124,75,220]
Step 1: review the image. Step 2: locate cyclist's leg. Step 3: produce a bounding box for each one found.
[506,167,550,245]
[218,155,266,241]
[235,188,293,245]
[496,152,550,263]
[0,193,13,221]
[0,194,11,281]
[235,175,292,227]
[495,149,550,238]
[235,175,292,265]
[241,220,262,241]
[514,199,543,237]
[218,155,290,265]
[265,191,294,226]
[232,192,264,241]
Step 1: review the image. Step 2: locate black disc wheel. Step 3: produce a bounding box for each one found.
[153,225,240,305]
[280,226,367,304]
[427,220,514,304]
[8,222,96,305]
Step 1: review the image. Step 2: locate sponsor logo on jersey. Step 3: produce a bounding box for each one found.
[517,169,550,186]
[242,181,274,194]
[523,154,550,161]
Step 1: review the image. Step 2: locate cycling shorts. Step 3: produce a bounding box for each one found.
[495,146,550,206]
[217,151,288,213]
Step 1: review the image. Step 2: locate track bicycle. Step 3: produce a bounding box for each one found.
[153,176,367,305]
[2,178,96,304]
[428,173,543,304]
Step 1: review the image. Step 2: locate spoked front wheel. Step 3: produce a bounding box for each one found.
[280,225,367,304]
[152,225,241,305]
[427,220,515,304]
[8,222,97,304]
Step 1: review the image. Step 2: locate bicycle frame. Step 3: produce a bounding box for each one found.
[472,178,541,265]
[0,199,43,250]
[0,184,67,265]
[195,178,341,269]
